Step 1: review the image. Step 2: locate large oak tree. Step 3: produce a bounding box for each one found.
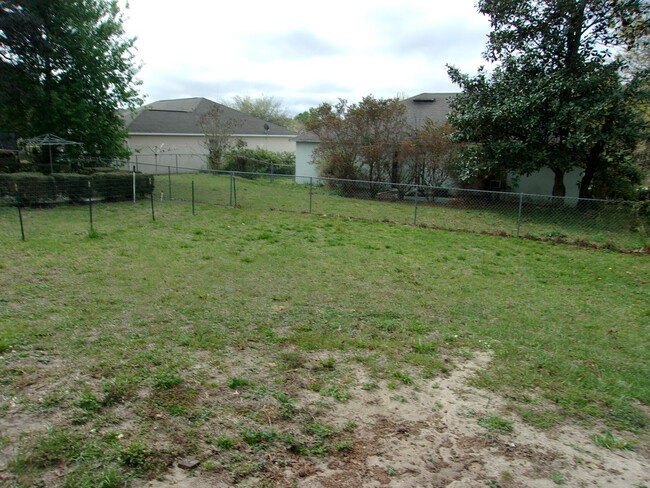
[0,0,141,162]
[447,0,649,199]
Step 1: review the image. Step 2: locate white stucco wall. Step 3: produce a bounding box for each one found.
[124,134,296,173]
[510,167,583,198]
[295,141,320,184]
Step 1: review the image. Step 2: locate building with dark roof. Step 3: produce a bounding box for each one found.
[122,98,297,172]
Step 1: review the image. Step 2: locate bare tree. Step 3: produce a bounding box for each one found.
[401,121,457,191]
[199,105,242,169]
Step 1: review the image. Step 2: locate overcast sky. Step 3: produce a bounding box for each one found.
[119,0,492,115]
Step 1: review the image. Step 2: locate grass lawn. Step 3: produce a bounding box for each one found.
[0,198,648,486]
[156,173,650,252]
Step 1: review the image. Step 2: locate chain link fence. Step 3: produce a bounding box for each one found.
[1,162,648,251]
[0,171,157,240]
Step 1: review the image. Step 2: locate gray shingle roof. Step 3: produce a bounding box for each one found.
[123,98,296,136]
[402,93,457,129]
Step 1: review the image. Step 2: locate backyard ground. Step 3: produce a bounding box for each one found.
[0,197,648,487]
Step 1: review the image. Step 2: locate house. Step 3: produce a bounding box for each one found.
[122,98,297,172]
[294,93,456,183]
[294,93,583,198]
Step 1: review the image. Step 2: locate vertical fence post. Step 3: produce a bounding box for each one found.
[413,185,419,225]
[309,177,313,214]
[175,154,179,174]
[516,192,524,237]
[15,184,25,241]
[233,175,237,207]
[270,161,274,183]
[229,172,233,207]
[149,177,155,222]
[132,166,136,203]
[87,179,94,234]
[191,179,195,215]
[167,166,172,201]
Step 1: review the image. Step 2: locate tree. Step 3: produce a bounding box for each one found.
[447,0,649,199]
[306,96,407,189]
[199,105,242,170]
[0,0,141,164]
[225,95,292,128]
[401,121,457,190]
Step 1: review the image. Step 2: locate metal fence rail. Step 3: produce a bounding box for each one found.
[1,162,648,251]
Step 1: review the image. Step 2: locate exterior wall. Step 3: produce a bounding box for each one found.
[510,167,583,199]
[125,134,296,173]
[295,141,320,183]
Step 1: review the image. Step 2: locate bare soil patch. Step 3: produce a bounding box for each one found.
[133,352,649,487]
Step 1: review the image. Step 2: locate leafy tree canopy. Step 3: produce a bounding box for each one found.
[306,96,407,184]
[225,95,292,128]
[0,0,142,163]
[447,0,649,199]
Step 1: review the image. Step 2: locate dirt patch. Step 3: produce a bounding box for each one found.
[133,352,649,487]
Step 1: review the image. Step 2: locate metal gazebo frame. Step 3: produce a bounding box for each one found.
[20,133,83,173]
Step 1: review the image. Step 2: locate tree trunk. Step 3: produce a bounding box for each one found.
[579,140,605,200]
[552,168,566,197]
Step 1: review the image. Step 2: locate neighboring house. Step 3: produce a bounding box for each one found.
[122,98,297,172]
[295,92,583,198]
[294,132,322,184]
[295,93,456,183]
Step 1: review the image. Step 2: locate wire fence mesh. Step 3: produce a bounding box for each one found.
[1,162,648,251]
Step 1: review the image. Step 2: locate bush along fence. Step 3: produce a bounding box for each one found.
[1,162,648,252]
[0,171,155,240]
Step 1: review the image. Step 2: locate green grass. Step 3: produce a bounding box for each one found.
[478,414,514,434]
[0,194,648,485]
[152,173,648,251]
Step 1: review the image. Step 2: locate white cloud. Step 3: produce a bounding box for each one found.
[119,0,491,114]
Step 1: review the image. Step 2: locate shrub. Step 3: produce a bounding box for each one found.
[52,173,91,202]
[0,172,57,205]
[0,171,153,205]
[91,172,153,200]
[222,147,295,176]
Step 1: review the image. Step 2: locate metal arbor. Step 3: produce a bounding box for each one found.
[20,133,83,173]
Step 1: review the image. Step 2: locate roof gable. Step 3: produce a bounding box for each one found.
[402,92,457,129]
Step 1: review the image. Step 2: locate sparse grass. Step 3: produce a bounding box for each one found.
[592,431,637,450]
[478,414,514,434]
[0,192,648,485]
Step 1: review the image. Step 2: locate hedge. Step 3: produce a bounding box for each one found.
[0,172,154,206]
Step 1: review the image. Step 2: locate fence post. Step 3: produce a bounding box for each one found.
[516,192,524,237]
[132,167,136,203]
[87,179,94,234]
[413,185,418,225]
[229,172,233,207]
[191,179,195,215]
[233,174,237,207]
[309,177,313,214]
[15,183,25,241]
[149,177,155,222]
[175,154,179,174]
[167,166,172,201]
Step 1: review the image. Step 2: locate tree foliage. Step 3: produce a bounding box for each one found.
[306,96,407,185]
[448,0,649,199]
[401,121,457,189]
[306,95,459,194]
[0,0,141,163]
[225,95,292,128]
